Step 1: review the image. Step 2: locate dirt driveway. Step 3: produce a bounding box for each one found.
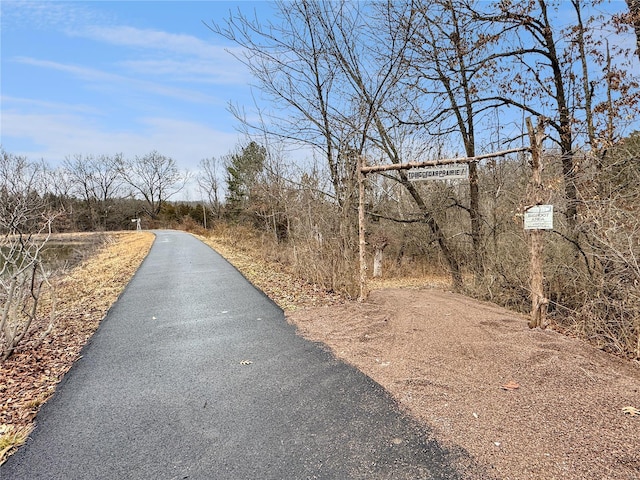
[287,287,640,480]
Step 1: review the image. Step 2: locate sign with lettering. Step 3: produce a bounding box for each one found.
[407,164,469,181]
[524,205,553,230]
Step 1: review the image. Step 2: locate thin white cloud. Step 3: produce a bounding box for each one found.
[12,56,221,104]
[3,2,249,85]
[2,110,242,170]
[14,56,124,83]
[118,59,246,84]
[1,95,102,115]
[78,25,222,57]
[74,25,249,84]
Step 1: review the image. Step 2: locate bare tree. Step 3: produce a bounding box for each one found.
[41,163,76,230]
[117,151,188,219]
[390,0,508,284]
[210,0,349,206]
[465,0,580,228]
[211,1,373,293]
[64,154,123,229]
[316,0,465,289]
[213,0,466,290]
[197,157,223,220]
[470,0,639,228]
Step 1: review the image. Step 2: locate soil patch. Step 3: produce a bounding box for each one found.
[287,287,640,480]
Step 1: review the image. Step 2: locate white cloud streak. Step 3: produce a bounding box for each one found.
[11,56,223,104]
[79,25,221,57]
[73,25,249,84]
[2,110,241,170]
[1,95,102,115]
[118,58,246,84]
[1,1,257,181]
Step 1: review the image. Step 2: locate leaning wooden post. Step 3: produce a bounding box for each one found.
[358,155,368,302]
[526,117,549,329]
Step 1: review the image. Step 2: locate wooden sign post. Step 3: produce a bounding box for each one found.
[526,117,549,329]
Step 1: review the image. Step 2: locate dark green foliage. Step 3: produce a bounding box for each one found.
[224,142,266,221]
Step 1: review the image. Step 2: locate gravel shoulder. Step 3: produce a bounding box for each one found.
[287,288,640,480]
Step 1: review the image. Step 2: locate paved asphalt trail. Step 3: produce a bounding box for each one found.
[2,230,476,480]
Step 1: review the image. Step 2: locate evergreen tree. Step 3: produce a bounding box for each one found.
[224,142,266,220]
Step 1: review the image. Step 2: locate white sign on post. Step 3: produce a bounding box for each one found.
[407,163,469,181]
[524,205,553,230]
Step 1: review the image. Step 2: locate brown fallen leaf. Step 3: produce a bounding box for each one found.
[501,380,520,391]
[622,406,640,416]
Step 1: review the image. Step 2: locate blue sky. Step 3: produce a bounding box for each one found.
[2,0,638,187]
[1,0,274,178]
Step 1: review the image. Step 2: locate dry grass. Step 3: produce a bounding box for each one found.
[197,231,345,310]
[0,425,33,462]
[369,275,453,291]
[198,224,451,308]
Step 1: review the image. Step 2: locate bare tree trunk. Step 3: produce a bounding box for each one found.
[358,156,368,301]
[468,161,484,285]
[2,265,46,360]
[396,231,407,267]
[526,118,549,329]
[572,0,596,148]
[372,235,389,278]
[529,229,547,329]
[373,248,385,278]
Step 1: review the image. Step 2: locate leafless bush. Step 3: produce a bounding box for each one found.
[484,142,638,358]
[0,150,57,360]
[287,221,359,297]
[566,142,640,358]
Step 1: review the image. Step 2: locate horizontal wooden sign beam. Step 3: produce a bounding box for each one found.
[360,146,530,174]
